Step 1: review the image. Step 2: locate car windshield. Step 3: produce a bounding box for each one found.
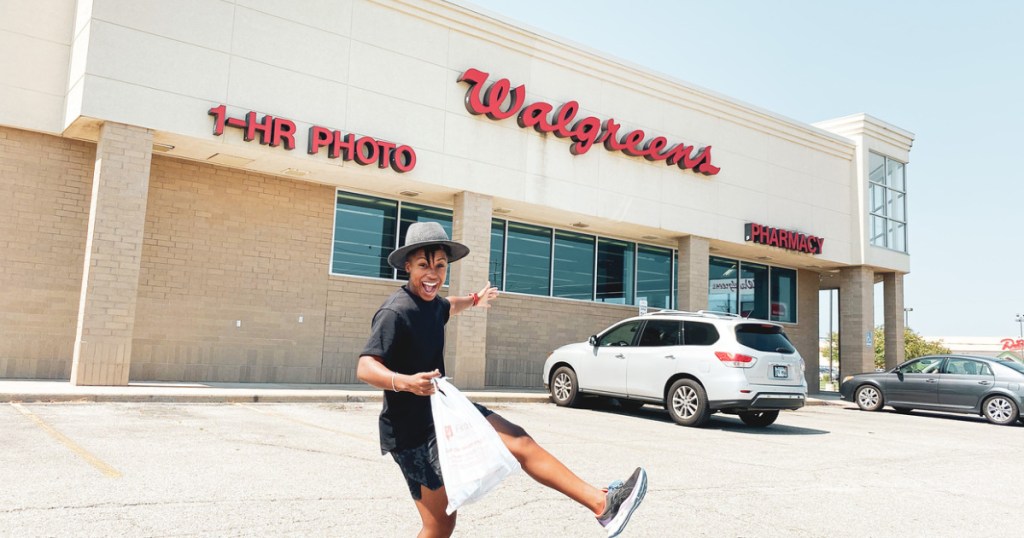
[735,323,795,354]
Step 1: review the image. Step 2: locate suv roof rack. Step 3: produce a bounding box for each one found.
[643,309,747,320]
[696,310,742,318]
[644,309,693,316]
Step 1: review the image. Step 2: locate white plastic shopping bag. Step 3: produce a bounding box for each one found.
[430,377,521,514]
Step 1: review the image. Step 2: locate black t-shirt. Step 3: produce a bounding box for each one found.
[361,286,450,454]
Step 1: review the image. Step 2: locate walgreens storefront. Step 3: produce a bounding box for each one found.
[0,0,912,391]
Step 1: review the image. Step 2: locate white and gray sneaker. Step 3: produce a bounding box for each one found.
[596,467,648,537]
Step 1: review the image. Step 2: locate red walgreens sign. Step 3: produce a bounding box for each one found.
[457,68,721,176]
[207,105,416,173]
[745,223,824,255]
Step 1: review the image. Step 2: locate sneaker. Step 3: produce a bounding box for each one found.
[596,467,648,537]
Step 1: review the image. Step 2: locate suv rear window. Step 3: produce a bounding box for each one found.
[735,323,796,354]
[683,321,719,346]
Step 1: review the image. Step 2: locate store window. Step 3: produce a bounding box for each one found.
[770,267,796,323]
[596,238,634,304]
[708,257,739,314]
[637,245,673,309]
[868,152,908,253]
[490,219,506,289]
[505,222,552,296]
[332,192,398,278]
[553,230,595,300]
[332,191,676,304]
[490,219,675,308]
[708,256,798,323]
[332,190,452,280]
[396,202,453,283]
[740,262,769,319]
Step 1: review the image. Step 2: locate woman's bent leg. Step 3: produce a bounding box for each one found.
[413,485,457,538]
[486,413,606,515]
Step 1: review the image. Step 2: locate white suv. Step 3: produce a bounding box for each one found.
[541,310,807,427]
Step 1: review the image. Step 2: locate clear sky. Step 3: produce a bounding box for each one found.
[460,0,1024,340]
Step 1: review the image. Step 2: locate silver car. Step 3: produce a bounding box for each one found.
[840,354,1024,425]
[541,311,808,427]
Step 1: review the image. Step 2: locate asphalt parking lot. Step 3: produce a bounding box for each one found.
[3,399,1022,537]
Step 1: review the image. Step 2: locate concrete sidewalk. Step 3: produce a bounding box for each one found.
[0,378,850,406]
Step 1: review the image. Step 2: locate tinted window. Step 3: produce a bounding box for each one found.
[598,321,641,347]
[553,230,595,300]
[396,202,453,283]
[490,219,505,289]
[770,267,796,323]
[898,357,943,374]
[636,245,673,309]
[735,324,795,353]
[708,256,738,314]
[596,238,634,304]
[332,191,397,278]
[740,262,769,319]
[683,321,719,346]
[944,358,990,376]
[505,222,552,295]
[638,320,682,347]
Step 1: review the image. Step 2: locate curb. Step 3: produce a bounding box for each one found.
[0,390,845,407]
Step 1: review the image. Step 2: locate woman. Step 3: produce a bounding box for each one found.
[357,222,647,537]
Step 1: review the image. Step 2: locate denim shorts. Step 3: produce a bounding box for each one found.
[389,402,493,500]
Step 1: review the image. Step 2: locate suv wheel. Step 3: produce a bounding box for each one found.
[982,395,1018,425]
[738,410,779,427]
[855,385,884,412]
[550,366,581,407]
[667,379,711,427]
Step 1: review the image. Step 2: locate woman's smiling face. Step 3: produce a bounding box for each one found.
[405,246,448,301]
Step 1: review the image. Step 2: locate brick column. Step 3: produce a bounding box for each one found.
[677,236,709,312]
[70,122,153,385]
[447,192,492,389]
[838,266,875,376]
[791,269,821,394]
[882,272,905,370]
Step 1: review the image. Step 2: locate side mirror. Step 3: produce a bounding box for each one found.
[588,335,598,347]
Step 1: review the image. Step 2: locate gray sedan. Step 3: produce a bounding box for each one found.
[839,354,1024,425]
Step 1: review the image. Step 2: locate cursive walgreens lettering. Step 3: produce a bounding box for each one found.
[458,68,721,176]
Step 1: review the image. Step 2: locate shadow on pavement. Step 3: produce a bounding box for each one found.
[574,397,831,435]
[841,406,1024,427]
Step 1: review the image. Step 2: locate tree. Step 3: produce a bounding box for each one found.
[819,328,950,371]
[873,326,950,369]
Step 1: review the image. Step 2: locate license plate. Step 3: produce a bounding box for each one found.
[773,365,788,378]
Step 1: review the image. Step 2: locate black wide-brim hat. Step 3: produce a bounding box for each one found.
[387,221,470,270]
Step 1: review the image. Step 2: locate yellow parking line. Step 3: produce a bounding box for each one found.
[11,403,121,478]
[234,403,375,444]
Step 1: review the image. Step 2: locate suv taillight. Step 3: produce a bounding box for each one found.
[715,351,757,368]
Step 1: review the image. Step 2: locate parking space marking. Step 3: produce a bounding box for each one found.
[233,403,376,445]
[10,403,122,478]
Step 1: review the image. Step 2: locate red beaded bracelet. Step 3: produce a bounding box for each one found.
[471,292,480,306]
